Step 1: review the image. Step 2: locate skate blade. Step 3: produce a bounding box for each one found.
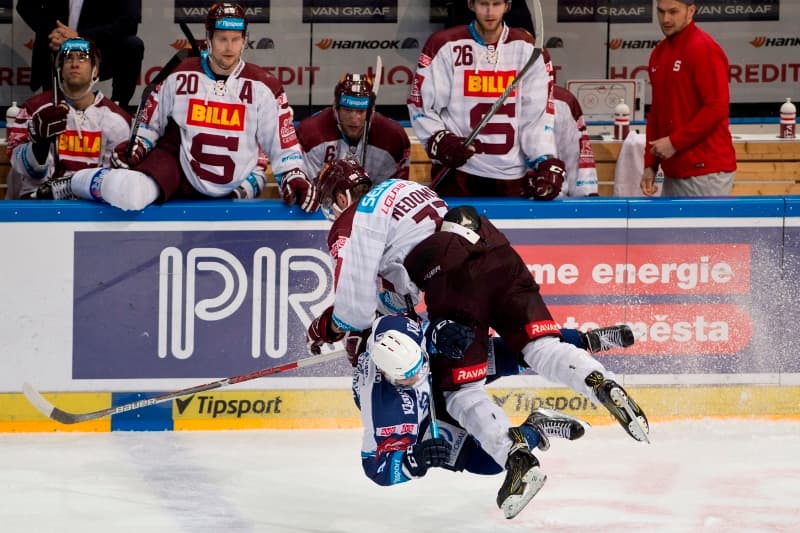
[501,468,547,519]
[609,388,650,444]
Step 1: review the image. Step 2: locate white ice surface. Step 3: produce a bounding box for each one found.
[1,419,799,533]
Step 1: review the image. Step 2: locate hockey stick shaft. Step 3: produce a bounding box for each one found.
[401,294,439,438]
[23,350,346,425]
[360,55,382,166]
[430,0,543,190]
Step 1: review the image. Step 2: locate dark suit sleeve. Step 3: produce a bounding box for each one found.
[77,0,142,46]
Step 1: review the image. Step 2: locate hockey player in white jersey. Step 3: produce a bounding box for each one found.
[553,85,599,197]
[296,72,411,185]
[305,159,449,364]
[407,0,566,200]
[35,2,318,212]
[7,38,131,198]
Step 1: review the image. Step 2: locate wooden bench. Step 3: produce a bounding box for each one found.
[262,138,800,198]
[591,138,800,196]
[4,138,800,200]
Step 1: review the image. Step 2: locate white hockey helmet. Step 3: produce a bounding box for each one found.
[371,329,427,386]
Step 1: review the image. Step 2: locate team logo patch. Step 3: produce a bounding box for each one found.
[408,73,424,107]
[278,112,298,148]
[186,98,245,131]
[452,362,488,384]
[418,52,432,68]
[463,70,517,97]
[330,235,347,259]
[376,436,412,455]
[58,130,102,158]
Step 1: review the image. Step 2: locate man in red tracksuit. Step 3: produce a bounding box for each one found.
[640,0,736,197]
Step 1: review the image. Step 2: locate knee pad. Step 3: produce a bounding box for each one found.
[101,169,160,211]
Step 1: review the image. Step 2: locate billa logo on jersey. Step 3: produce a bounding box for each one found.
[186,98,246,131]
[57,130,102,158]
[463,70,516,98]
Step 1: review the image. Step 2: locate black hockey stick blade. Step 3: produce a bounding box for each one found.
[22,350,346,425]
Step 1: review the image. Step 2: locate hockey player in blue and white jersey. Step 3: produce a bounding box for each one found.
[353,313,589,518]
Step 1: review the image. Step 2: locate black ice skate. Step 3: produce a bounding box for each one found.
[33,175,75,200]
[520,408,588,451]
[496,435,546,519]
[582,325,635,353]
[585,370,649,443]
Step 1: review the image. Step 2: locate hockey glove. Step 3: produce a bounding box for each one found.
[402,438,452,477]
[426,130,474,169]
[280,169,319,212]
[307,306,345,355]
[523,157,566,201]
[28,104,68,145]
[344,329,371,367]
[427,319,475,359]
[111,138,149,169]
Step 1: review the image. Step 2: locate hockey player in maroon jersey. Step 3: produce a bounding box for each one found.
[35,3,317,212]
[7,38,131,198]
[403,205,649,514]
[296,72,411,185]
[407,0,566,200]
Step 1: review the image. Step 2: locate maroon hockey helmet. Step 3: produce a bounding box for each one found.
[334,73,375,110]
[205,2,248,36]
[317,159,373,219]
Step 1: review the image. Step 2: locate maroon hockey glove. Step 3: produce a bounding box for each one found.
[307,306,345,355]
[28,104,68,145]
[111,138,149,169]
[344,329,371,367]
[403,437,452,477]
[280,169,320,212]
[426,130,474,169]
[523,158,566,201]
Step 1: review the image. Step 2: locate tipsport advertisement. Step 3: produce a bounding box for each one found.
[69,210,798,381]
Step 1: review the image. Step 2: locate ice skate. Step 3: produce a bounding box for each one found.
[522,408,588,450]
[585,370,649,443]
[582,325,635,353]
[496,438,546,519]
[33,175,75,200]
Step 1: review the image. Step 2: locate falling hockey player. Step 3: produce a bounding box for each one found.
[304,159,647,518]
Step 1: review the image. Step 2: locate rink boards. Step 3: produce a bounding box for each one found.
[1,196,800,431]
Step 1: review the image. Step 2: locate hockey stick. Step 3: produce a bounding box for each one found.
[23,349,346,425]
[360,55,382,166]
[430,0,543,190]
[402,294,440,438]
[50,53,61,169]
[126,22,199,158]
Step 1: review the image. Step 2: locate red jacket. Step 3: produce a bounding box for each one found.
[645,22,736,178]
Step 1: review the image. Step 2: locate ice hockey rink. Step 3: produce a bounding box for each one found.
[1,418,798,533]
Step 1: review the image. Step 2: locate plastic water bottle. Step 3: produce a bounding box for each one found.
[4,100,20,142]
[614,99,631,141]
[780,97,796,139]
